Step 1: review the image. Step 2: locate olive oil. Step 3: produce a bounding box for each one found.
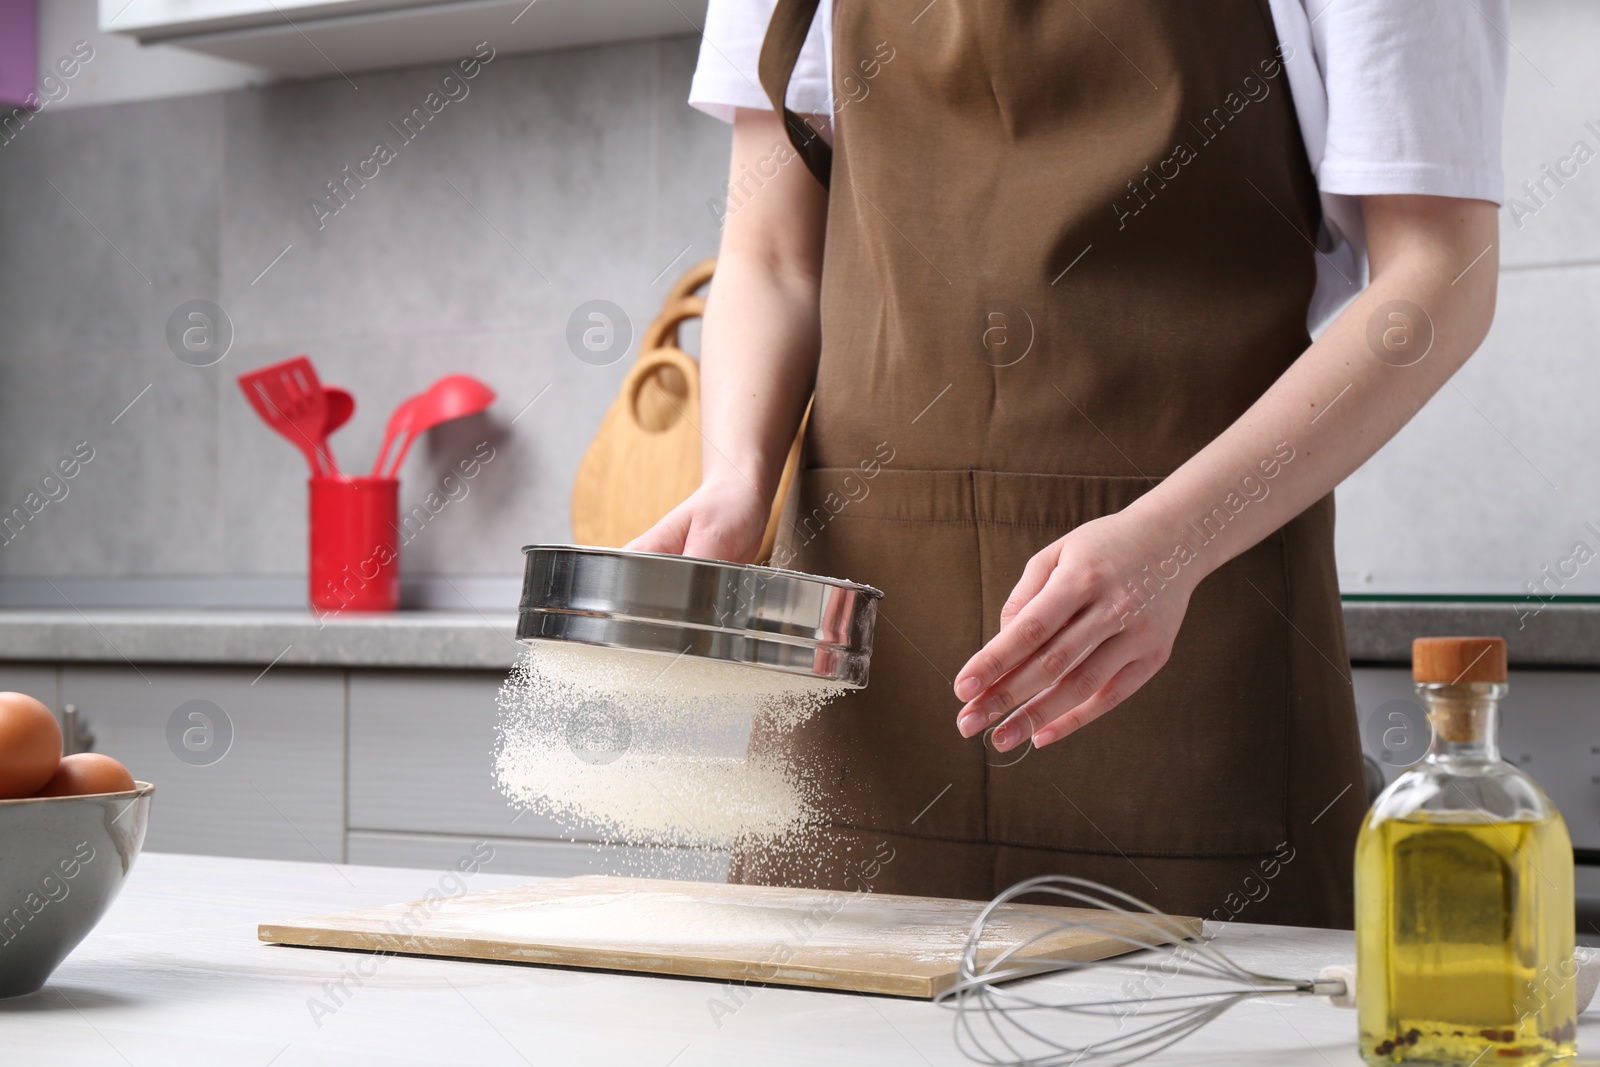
[1356,814,1575,1063]
[1356,637,1577,1066]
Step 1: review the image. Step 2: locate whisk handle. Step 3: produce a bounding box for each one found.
[1314,964,1356,1008]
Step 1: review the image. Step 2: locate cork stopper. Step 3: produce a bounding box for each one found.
[1413,637,1506,744]
[1412,637,1507,684]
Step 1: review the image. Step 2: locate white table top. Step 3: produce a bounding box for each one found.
[3,852,1593,1066]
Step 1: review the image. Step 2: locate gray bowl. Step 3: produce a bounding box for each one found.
[0,782,154,998]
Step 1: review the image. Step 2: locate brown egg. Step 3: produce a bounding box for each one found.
[34,753,136,798]
[0,691,63,799]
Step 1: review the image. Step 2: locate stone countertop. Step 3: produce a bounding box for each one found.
[0,852,1398,1066]
[0,609,522,670]
[1340,599,1600,666]
[0,600,1595,670]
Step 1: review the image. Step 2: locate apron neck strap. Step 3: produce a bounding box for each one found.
[757,0,833,189]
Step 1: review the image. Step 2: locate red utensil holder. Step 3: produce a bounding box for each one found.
[309,477,400,613]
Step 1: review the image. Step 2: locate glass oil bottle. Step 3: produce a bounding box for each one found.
[1356,637,1576,1065]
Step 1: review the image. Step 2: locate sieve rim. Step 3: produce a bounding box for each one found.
[520,544,883,597]
[517,544,882,688]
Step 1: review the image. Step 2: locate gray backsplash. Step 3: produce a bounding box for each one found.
[0,35,729,610]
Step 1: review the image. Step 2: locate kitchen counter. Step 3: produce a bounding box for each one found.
[0,853,1437,1067]
[1,599,1598,669]
[0,609,521,670]
[1341,598,1600,667]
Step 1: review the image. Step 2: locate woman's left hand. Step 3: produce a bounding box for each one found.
[952,511,1199,752]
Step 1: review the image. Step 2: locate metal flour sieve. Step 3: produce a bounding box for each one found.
[517,545,883,688]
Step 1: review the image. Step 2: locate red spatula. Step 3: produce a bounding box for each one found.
[238,355,336,476]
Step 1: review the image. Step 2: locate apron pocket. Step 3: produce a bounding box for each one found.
[977,470,1291,857]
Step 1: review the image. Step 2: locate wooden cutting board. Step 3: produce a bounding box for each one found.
[568,323,703,551]
[567,258,807,562]
[259,875,1200,998]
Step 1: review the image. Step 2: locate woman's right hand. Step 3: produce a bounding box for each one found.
[625,478,772,564]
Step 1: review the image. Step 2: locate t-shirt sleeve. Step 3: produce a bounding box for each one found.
[689,0,832,123]
[1312,0,1508,204]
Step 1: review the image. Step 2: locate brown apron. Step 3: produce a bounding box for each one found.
[738,0,1367,928]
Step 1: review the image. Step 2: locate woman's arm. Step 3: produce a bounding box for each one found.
[628,107,828,562]
[958,194,1500,751]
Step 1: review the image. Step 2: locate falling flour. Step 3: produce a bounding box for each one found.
[494,642,850,853]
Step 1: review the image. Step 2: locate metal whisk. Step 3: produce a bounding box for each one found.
[934,875,1351,1066]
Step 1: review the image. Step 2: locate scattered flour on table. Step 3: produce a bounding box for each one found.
[494,643,849,855]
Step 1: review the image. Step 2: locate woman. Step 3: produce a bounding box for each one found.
[633,0,1507,927]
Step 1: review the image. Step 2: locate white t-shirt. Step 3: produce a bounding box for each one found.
[688,0,1509,330]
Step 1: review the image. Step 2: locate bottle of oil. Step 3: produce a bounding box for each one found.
[1356,636,1576,1065]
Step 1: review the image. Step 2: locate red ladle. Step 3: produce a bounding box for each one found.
[324,387,355,437]
[371,375,496,478]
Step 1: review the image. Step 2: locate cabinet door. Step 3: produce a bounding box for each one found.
[348,670,592,842]
[1497,671,1600,853]
[60,665,345,862]
[0,665,58,713]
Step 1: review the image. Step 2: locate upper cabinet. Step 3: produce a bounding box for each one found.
[99,0,710,77]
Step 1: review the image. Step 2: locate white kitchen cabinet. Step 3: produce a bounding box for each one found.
[1353,666,1600,851]
[0,663,59,713]
[347,669,590,843]
[346,671,731,879]
[58,665,346,862]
